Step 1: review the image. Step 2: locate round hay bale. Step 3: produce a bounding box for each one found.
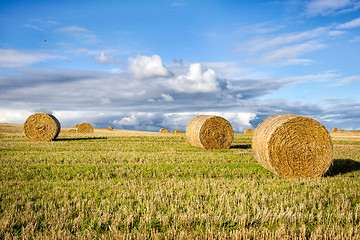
[23,113,61,142]
[171,130,175,133]
[68,129,77,133]
[159,128,170,133]
[332,128,338,132]
[252,114,333,178]
[186,115,234,150]
[244,129,254,134]
[73,124,79,128]
[77,123,94,133]
[339,129,344,132]
[108,127,113,131]
[175,130,183,133]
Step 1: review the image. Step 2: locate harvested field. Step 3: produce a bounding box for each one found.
[1,123,360,239]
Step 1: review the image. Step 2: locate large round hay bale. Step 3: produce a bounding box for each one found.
[77,123,94,133]
[23,113,61,142]
[186,115,234,150]
[252,114,333,178]
[159,128,170,133]
[332,128,338,132]
[244,129,254,134]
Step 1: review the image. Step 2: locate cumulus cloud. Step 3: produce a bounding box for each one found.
[94,51,123,64]
[167,63,220,93]
[128,55,171,79]
[0,49,64,68]
[306,0,360,16]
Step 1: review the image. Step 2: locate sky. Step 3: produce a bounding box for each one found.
[1,0,360,132]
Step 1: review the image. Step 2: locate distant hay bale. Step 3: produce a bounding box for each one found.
[159,128,170,133]
[244,129,254,134]
[332,128,338,132]
[77,123,94,133]
[23,113,61,142]
[175,130,183,133]
[252,114,333,178]
[68,129,77,133]
[171,130,175,133]
[186,115,234,150]
[339,129,344,132]
[73,124,79,128]
[108,127,113,131]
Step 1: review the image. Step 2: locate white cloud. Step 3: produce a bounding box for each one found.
[336,17,360,29]
[336,75,360,85]
[55,25,98,43]
[167,63,220,93]
[255,41,325,65]
[94,52,123,64]
[0,49,64,68]
[244,27,327,54]
[128,55,171,79]
[306,0,360,16]
[55,25,89,33]
[160,93,174,102]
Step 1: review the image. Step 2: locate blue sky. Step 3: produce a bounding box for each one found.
[1,0,360,132]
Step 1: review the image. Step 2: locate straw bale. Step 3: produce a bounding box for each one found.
[73,124,79,128]
[244,129,254,134]
[186,115,234,150]
[108,127,113,131]
[175,130,183,133]
[23,113,61,142]
[332,128,338,132]
[252,114,333,178]
[77,123,94,133]
[171,130,175,133]
[159,128,170,133]
[68,129,77,133]
[339,129,344,132]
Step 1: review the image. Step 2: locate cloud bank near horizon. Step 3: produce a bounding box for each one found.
[1,51,359,132]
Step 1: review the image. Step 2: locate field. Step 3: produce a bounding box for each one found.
[1,123,360,239]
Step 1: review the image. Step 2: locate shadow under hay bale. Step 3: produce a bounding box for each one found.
[23,113,61,142]
[186,115,234,150]
[324,159,360,176]
[77,123,94,133]
[252,114,333,178]
[230,144,252,149]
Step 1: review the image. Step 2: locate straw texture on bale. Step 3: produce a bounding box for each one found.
[68,129,77,133]
[332,128,338,132]
[252,114,333,178]
[77,123,94,133]
[186,115,234,150]
[23,113,61,142]
[159,128,170,133]
[244,129,254,134]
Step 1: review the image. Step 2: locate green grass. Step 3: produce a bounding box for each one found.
[0,124,360,239]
